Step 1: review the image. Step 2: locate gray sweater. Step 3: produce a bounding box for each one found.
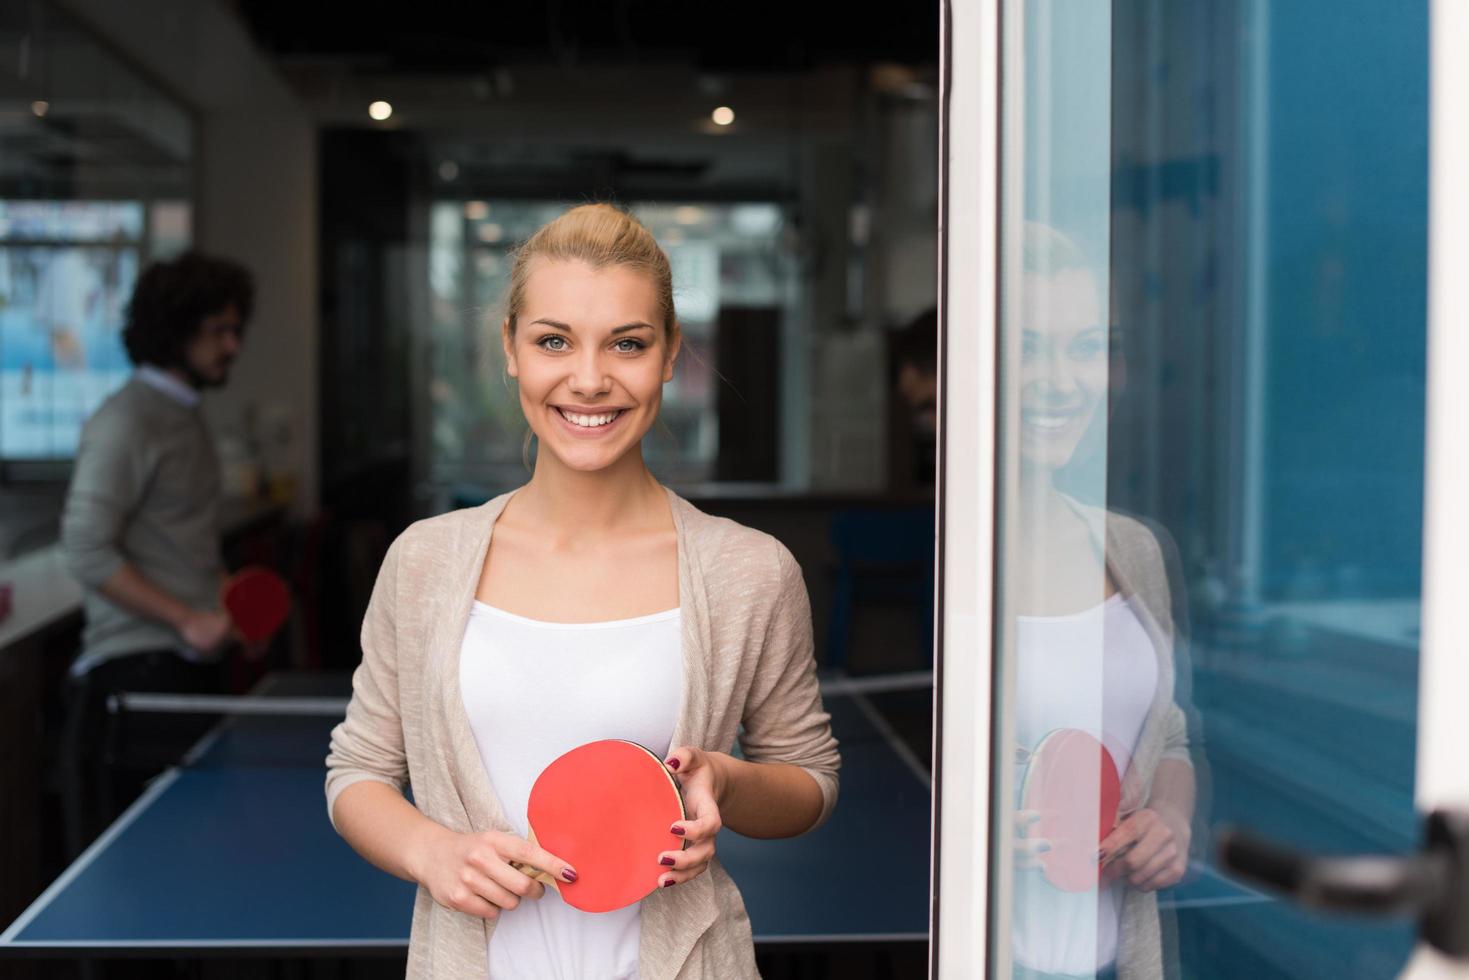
[60,374,224,671]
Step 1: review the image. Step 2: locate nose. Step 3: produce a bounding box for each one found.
[567,347,611,397]
[1037,347,1083,401]
[222,330,242,358]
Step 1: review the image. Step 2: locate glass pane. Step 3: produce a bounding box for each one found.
[991,1,1428,977]
[0,3,194,464]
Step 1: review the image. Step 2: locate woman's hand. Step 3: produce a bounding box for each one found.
[409,824,577,920]
[1014,809,1051,870]
[658,747,729,888]
[1099,805,1190,892]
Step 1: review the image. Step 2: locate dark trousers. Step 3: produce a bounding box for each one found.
[60,648,224,855]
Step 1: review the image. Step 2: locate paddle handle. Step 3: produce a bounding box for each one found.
[510,862,560,889]
[510,827,561,893]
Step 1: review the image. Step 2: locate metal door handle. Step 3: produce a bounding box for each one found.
[1217,809,1469,958]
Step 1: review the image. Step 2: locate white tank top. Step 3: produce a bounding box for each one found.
[459,601,684,980]
[1011,592,1159,975]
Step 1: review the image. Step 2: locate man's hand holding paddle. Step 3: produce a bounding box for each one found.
[177,608,233,657]
[658,746,729,889]
[410,825,578,921]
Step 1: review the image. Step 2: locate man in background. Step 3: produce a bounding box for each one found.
[893,308,937,486]
[59,250,254,845]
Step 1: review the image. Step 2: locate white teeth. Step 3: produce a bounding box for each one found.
[1024,413,1075,430]
[559,409,621,428]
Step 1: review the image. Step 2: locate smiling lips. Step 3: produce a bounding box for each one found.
[1021,404,1090,433]
[555,406,626,429]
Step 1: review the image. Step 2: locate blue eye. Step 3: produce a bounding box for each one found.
[537,335,568,351]
[1067,328,1109,360]
[614,338,646,353]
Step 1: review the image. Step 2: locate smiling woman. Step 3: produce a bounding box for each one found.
[326,202,840,980]
[500,205,681,474]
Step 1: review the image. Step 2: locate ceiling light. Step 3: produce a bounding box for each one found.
[711,106,735,127]
[30,100,49,117]
[368,101,393,121]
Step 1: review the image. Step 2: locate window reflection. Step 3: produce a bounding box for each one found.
[1007,224,1200,980]
[993,0,1429,976]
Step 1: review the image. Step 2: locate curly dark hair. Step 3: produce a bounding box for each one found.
[122,251,255,368]
[894,308,937,377]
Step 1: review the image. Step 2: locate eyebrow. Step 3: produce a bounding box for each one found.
[530,318,656,335]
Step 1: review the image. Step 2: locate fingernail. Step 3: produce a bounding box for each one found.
[665,757,680,771]
[670,824,686,836]
[660,855,675,866]
[562,869,578,883]
[662,878,676,888]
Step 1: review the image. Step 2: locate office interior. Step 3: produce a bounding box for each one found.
[0,1,937,977]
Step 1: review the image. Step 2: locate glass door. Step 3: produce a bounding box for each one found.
[936,0,1469,976]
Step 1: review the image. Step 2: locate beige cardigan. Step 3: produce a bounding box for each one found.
[324,486,842,979]
[1063,499,1204,980]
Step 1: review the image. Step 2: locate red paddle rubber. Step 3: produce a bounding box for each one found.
[522,740,685,913]
[1020,729,1122,893]
[220,566,290,644]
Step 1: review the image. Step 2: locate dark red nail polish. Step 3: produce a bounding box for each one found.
[665,757,680,771]
[660,856,675,867]
[662,878,675,888]
[562,869,578,883]
[670,824,686,836]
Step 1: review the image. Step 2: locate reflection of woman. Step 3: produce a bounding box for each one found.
[325,204,840,978]
[1011,224,1197,980]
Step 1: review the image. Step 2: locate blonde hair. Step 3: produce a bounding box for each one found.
[1020,220,1094,278]
[504,203,677,342]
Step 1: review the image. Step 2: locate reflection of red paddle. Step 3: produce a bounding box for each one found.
[220,566,290,644]
[1020,728,1121,892]
[512,740,685,913]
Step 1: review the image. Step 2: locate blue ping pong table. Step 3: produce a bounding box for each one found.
[0,672,933,955]
[0,672,1263,957]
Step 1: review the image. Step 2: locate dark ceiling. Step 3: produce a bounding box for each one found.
[233,0,939,73]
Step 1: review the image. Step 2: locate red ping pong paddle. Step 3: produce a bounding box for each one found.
[511,739,686,913]
[1019,728,1122,892]
[220,566,291,645]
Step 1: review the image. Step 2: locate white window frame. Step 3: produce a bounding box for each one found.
[1405,0,1469,975]
[933,0,1002,976]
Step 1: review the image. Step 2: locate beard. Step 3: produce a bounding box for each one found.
[182,358,231,389]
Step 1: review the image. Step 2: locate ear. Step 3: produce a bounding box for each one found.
[502,318,518,378]
[662,322,682,383]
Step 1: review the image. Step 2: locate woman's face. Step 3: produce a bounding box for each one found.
[1018,266,1111,471]
[503,258,679,473]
